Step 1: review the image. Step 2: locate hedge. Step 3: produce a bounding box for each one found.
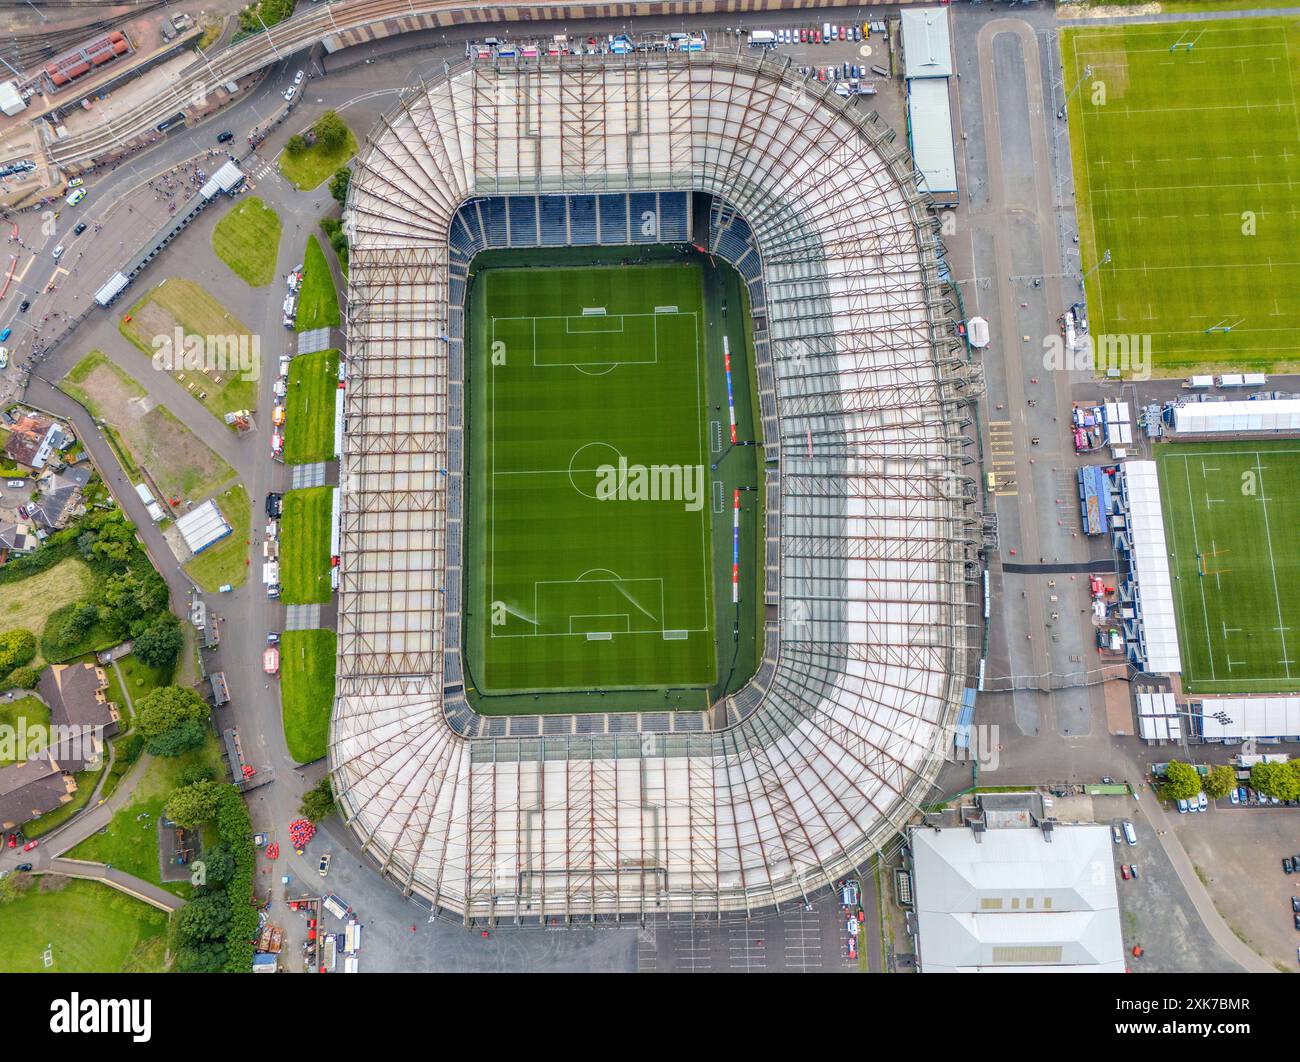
[214,784,257,973]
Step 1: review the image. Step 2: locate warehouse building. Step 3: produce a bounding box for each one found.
[909,794,1125,973]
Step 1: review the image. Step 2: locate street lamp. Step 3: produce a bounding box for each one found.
[254,11,283,62]
[1082,248,1111,284]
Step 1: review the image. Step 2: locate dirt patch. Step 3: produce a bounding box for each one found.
[64,353,233,502]
[37,873,69,893]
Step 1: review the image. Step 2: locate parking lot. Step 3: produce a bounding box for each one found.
[1090,796,1243,973]
[1174,799,1300,972]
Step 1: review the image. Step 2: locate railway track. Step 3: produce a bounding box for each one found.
[41,0,797,170]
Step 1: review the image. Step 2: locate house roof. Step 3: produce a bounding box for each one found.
[0,756,71,829]
[38,662,118,735]
[0,521,38,552]
[3,413,55,468]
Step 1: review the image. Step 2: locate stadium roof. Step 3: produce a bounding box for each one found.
[907,78,958,197]
[175,499,232,555]
[334,50,976,921]
[910,821,1125,973]
[901,8,954,79]
[1120,462,1182,675]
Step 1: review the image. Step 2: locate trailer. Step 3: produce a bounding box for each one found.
[263,646,280,675]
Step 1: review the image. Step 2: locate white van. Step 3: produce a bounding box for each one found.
[1122,820,1137,847]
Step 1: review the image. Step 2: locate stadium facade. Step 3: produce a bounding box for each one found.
[333,50,982,922]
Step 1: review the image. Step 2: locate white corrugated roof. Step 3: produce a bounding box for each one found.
[901,8,954,79]
[176,498,232,554]
[1123,461,1182,674]
[1175,398,1300,434]
[1200,696,1300,740]
[907,77,957,195]
[910,823,1125,973]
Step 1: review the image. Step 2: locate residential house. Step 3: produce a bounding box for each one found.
[0,521,38,556]
[38,662,120,772]
[0,754,75,831]
[4,413,72,472]
[29,469,87,531]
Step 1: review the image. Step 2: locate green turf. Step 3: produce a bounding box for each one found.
[0,878,170,973]
[280,629,335,763]
[294,235,341,332]
[211,196,282,287]
[284,349,339,464]
[1064,17,1300,374]
[465,262,715,696]
[278,124,358,192]
[1157,440,1300,692]
[280,486,333,605]
[0,695,49,766]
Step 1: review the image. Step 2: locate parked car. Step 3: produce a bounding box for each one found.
[1111,824,1122,845]
[67,177,84,189]
[5,833,16,848]
[1229,787,1240,805]
[1176,798,1189,814]
[217,130,234,143]
[294,69,305,85]
[318,853,331,877]
[18,300,28,313]
[265,492,283,518]
[1120,863,1131,880]
[1129,864,1139,880]
[1122,820,1137,846]
[1291,896,1299,913]
[51,245,64,260]
[1293,912,1300,932]
[267,631,280,646]
[14,863,31,872]
[1238,786,1249,804]
[73,222,86,235]
[1284,857,1294,874]
[22,839,37,852]
[1197,791,1208,812]
[66,188,86,207]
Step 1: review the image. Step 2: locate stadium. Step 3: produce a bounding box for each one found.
[330,49,979,922]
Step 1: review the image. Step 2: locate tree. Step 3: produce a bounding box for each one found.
[178,763,214,787]
[299,777,336,823]
[1251,760,1300,801]
[1163,760,1201,802]
[4,664,39,691]
[165,780,222,828]
[313,111,348,152]
[146,719,206,757]
[138,686,208,738]
[1202,764,1236,800]
[328,166,351,206]
[138,686,209,757]
[285,134,308,155]
[176,942,227,973]
[198,843,236,889]
[133,615,183,670]
[175,893,231,943]
[0,629,36,675]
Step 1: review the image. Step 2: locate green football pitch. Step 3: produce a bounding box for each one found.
[1064,17,1300,373]
[465,263,717,695]
[1157,440,1300,692]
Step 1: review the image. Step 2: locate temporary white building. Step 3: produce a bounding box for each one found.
[1120,462,1182,674]
[176,499,232,555]
[1174,398,1300,435]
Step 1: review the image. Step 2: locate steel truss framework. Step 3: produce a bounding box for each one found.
[334,49,983,923]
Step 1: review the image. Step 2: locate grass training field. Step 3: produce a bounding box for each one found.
[0,878,169,973]
[211,196,282,286]
[1158,440,1300,692]
[284,349,339,464]
[280,629,335,763]
[294,236,340,332]
[466,262,716,696]
[280,486,333,604]
[1064,17,1300,373]
[0,556,94,640]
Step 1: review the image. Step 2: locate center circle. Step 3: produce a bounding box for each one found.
[568,441,624,499]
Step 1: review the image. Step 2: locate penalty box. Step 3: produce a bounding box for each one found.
[490,576,692,640]
[490,310,696,368]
